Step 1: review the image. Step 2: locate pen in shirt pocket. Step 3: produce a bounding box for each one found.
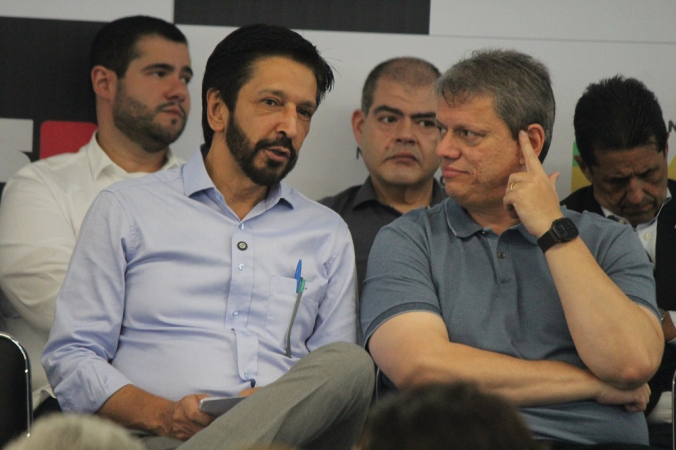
[287,259,305,357]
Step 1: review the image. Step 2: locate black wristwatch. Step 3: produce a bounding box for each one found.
[537,218,579,253]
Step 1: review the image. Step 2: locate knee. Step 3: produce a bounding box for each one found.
[318,342,375,397]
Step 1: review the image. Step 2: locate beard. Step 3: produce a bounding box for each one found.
[225,113,298,186]
[112,81,187,153]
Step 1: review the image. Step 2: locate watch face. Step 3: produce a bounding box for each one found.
[553,218,579,241]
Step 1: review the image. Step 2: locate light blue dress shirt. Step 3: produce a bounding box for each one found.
[42,148,357,413]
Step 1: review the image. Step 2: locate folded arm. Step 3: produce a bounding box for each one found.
[369,311,649,410]
[505,131,663,389]
[544,237,663,388]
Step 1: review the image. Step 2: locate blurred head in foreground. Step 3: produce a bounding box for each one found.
[358,382,546,450]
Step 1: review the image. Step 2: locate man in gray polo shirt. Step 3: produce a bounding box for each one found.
[361,49,664,448]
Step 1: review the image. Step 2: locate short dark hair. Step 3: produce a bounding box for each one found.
[574,75,667,167]
[201,24,335,147]
[359,383,544,450]
[361,57,440,113]
[436,49,555,162]
[90,15,187,78]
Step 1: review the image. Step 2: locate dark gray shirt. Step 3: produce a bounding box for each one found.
[319,177,445,296]
[361,198,658,445]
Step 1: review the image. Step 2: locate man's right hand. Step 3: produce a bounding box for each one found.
[595,380,650,412]
[164,394,215,441]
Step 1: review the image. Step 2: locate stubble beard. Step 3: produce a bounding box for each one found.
[112,81,187,154]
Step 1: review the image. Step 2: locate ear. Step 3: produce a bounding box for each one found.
[206,88,229,136]
[575,155,594,182]
[351,109,366,146]
[664,139,669,160]
[519,124,545,164]
[91,65,117,102]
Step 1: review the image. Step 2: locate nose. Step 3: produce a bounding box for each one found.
[624,178,646,205]
[166,76,190,106]
[435,133,460,160]
[275,105,299,139]
[395,118,415,145]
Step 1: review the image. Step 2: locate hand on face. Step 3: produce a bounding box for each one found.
[502,130,562,237]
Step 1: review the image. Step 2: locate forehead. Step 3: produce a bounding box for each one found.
[242,56,317,102]
[128,35,191,67]
[592,144,667,176]
[370,78,436,111]
[437,93,503,127]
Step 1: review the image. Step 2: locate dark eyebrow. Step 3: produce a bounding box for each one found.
[142,63,194,77]
[411,112,437,121]
[372,105,436,121]
[372,105,404,116]
[261,89,317,110]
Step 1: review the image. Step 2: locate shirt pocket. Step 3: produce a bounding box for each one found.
[264,275,320,352]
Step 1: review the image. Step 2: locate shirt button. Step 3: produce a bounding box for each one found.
[238,263,245,271]
[243,371,249,379]
[237,241,248,251]
[644,232,651,240]
[233,311,239,318]
[239,223,245,230]
[497,252,506,259]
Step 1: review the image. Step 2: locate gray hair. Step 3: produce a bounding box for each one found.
[436,49,555,162]
[4,414,145,450]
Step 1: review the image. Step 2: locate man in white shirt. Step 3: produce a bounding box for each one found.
[0,15,192,416]
[562,76,674,448]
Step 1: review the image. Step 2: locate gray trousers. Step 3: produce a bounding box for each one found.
[140,342,374,450]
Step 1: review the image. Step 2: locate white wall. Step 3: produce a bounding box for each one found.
[3,0,676,200]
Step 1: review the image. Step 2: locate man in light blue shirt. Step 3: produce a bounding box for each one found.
[43,24,373,450]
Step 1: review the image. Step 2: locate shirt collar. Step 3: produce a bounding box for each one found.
[183,145,294,209]
[351,176,446,210]
[443,199,485,238]
[87,131,182,180]
[601,187,672,227]
[443,197,536,243]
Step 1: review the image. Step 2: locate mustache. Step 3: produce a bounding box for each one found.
[255,136,297,159]
[156,102,187,119]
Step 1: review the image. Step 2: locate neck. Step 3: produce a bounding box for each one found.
[371,177,435,214]
[96,125,168,173]
[465,202,520,235]
[204,142,268,220]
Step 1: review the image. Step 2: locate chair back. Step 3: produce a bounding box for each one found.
[0,332,32,448]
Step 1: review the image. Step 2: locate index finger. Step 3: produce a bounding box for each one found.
[518,130,546,175]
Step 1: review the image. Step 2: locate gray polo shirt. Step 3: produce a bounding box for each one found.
[361,198,657,445]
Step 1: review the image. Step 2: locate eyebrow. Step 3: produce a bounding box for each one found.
[142,63,194,77]
[372,105,436,120]
[261,89,317,110]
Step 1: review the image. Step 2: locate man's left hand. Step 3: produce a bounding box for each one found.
[503,130,562,238]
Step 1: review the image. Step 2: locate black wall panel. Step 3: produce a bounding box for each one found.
[0,17,101,161]
[175,0,430,34]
